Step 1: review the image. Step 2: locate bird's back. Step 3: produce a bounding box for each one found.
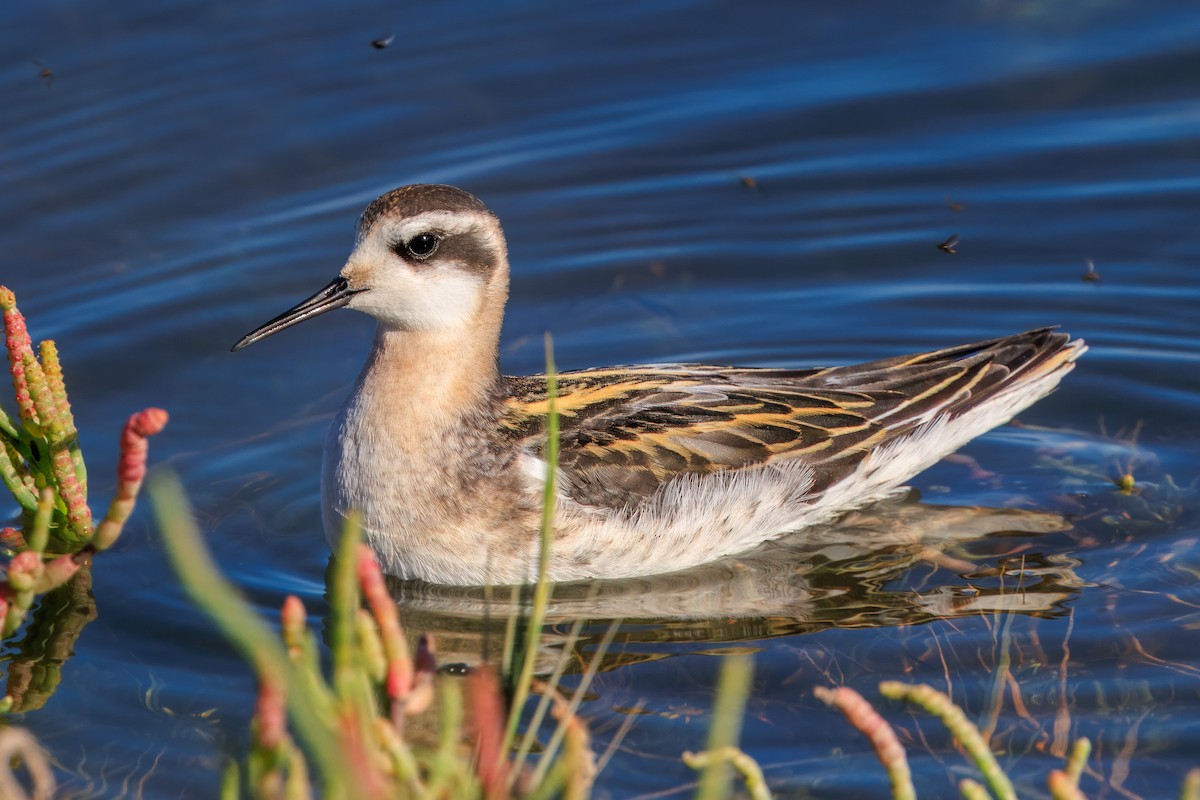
[503,328,1085,515]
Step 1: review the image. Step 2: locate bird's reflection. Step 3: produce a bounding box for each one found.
[384,494,1084,673]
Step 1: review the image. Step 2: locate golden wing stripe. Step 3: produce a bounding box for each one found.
[871,366,971,423]
[509,379,699,419]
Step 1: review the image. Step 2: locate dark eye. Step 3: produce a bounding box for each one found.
[407,232,440,258]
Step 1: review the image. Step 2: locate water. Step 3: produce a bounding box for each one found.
[2,1,1199,796]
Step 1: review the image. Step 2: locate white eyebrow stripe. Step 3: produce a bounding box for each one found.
[371,211,488,245]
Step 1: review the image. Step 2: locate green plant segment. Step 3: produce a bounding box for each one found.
[1,285,167,681]
[147,333,607,799]
[7,286,1198,799]
[813,685,915,800]
[690,654,755,800]
[151,470,601,799]
[818,682,1116,800]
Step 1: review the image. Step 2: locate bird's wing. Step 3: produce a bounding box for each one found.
[501,328,1079,510]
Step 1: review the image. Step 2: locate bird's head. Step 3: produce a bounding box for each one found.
[233,184,509,351]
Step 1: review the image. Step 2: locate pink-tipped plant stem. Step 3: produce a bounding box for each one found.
[1,489,60,636]
[281,595,307,658]
[354,607,387,683]
[5,550,42,595]
[880,681,1016,800]
[815,685,915,800]
[20,348,91,540]
[33,554,80,594]
[38,340,85,491]
[254,678,287,753]
[248,678,289,800]
[1,286,41,434]
[92,408,168,550]
[37,341,77,440]
[357,543,413,719]
[19,350,54,440]
[0,527,25,551]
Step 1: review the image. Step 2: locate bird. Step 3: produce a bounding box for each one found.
[233,184,1085,586]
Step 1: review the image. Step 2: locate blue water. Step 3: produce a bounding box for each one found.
[3,1,1199,797]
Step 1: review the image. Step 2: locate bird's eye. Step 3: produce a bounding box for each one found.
[407,232,440,258]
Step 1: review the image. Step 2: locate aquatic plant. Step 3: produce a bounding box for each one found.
[152,471,599,800]
[150,334,597,799]
[0,285,167,691]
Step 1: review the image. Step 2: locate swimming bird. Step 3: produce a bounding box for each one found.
[233,184,1085,586]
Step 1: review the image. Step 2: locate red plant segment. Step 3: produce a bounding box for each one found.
[38,341,77,446]
[1,285,167,640]
[1,287,39,431]
[815,686,916,800]
[281,594,307,657]
[0,527,24,550]
[470,665,510,800]
[254,679,287,752]
[357,545,413,710]
[93,408,169,550]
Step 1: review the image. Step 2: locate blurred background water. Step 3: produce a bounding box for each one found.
[2,1,1199,797]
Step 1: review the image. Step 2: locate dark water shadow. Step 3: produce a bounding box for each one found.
[1,567,97,714]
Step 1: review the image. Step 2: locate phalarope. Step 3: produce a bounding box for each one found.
[234,184,1085,586]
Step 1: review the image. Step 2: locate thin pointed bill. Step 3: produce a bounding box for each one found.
[231,276,362,352]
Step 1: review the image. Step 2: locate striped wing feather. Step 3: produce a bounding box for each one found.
[501,328,1072,510]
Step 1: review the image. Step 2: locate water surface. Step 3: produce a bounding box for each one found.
[2,1,1199,797]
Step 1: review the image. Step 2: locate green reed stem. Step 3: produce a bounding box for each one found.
[329,512,360,702]
[696,654,755,800]
[502,333,560,755]
[514,613,589,777]
[0,438,37,511]
[530,619,620,790]
[526,758,569,800]
[1065,737,1090,786]
[0,404,19,440]
[29,487,54,554]
[880,682,1015,800]
[684,748,771,800]
[1182,768,1200,800]
[980,564,1016,744]
[150,471,353,795]
[1049,769,1085,800]
[353,608,386,684]
[220,761,240,800]
[284,741,311,800]
[425,677,469,798]
[501,582,519,676]
[959,778,992,800]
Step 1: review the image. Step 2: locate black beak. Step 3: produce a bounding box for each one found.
[231,276,362,352]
